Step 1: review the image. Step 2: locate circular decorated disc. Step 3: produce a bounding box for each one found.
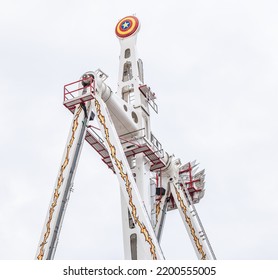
[115,16,140,38]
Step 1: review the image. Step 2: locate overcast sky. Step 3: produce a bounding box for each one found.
[0,0,278,260]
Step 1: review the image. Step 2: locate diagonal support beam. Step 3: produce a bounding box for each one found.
[92,94,165,260]
[36,101,92,260]
[154,176,170,242]
[169,181,216,260]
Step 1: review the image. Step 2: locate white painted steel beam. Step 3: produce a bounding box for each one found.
[35,101,92,260]
[92,92,164,260]
[169,181,216,260]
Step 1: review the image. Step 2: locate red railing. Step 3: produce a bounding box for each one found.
[63,77,95,111]
[64,77,95,101]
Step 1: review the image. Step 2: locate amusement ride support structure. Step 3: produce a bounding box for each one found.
[35,15,216,260]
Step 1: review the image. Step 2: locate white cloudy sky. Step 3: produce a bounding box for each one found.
[0,0,278,260]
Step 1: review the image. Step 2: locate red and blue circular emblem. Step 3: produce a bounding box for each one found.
[115,16,140,38]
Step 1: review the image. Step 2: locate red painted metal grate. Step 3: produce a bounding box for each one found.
[63,78,95,111]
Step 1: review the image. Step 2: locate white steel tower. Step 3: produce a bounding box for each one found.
[36,15,216,260]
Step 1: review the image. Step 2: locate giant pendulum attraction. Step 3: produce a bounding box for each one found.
[36,16,216,260]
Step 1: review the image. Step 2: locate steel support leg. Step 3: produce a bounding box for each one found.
[35,101,92,260]
[92,95,164,260]
[169,181,216,260]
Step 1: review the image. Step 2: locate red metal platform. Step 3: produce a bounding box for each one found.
[63,78,95,112]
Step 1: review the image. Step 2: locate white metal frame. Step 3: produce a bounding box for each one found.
[35,16,216,260]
